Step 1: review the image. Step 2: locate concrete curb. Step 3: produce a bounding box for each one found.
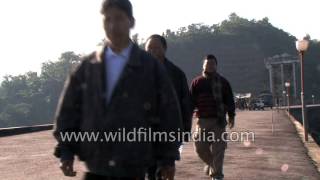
[286,111,320,174]
[0,124,53,137]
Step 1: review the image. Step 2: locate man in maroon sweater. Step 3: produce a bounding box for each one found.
[190,54,235,180]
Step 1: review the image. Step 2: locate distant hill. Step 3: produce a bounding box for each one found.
[162,13,320,100]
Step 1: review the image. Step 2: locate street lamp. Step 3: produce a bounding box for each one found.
[312,95,315,104]
[285,82,291,113]
[282,90,286,106]
[296,39,309,142]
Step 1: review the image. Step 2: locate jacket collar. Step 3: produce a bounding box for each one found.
[96,42,141,67]
[94,41,142,108]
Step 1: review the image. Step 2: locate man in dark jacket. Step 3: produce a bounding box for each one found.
[53,0,182,179]
[190,54,235,180]
[145,34,193,180]
[145,34,192,137]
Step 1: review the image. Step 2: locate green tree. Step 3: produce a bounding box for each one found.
[0,51,81,128]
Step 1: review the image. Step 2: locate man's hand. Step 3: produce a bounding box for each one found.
[228,117,235,129]
[159,166,175,180]
[59,160,77,177]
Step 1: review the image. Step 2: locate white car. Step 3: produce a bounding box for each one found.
[249,99,265,110]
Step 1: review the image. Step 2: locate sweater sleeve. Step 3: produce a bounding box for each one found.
[189,79,198,113]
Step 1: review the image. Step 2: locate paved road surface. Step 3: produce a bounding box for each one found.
[0,110,319,180]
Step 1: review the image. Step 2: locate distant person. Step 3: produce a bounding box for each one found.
[190,54,235,180]
[53,0,182,179]
[145,34,193,180]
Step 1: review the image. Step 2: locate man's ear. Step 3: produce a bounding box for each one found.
[130,17,135,28]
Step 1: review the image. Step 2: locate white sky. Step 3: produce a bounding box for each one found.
[0,0,319,81]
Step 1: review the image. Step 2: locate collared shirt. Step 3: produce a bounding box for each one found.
[105,42,133,103]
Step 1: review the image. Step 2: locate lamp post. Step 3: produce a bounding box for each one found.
[285,82,291,113]
[312,95,315,104]
[282,90,286,107]
[296,39,309,142]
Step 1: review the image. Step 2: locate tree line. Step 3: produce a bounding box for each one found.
[1,13,319,128]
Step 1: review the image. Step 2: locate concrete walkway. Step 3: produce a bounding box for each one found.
[0,111,319,180]
[176,110,320,180]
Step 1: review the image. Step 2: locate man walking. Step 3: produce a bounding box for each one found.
[190,54,235,180]
[53,0,182,179]
[145,34,193,180]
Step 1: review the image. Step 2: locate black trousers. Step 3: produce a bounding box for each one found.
[84,172,143,180]
[146,164,158,180]
[142,163,163,180]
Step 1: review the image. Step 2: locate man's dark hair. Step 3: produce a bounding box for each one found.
[205,54,218,65]
[101,0,134,19]
[146,34,167,50]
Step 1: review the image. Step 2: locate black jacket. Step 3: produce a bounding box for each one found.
[163,59,192,133]
[53,44,183,177]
